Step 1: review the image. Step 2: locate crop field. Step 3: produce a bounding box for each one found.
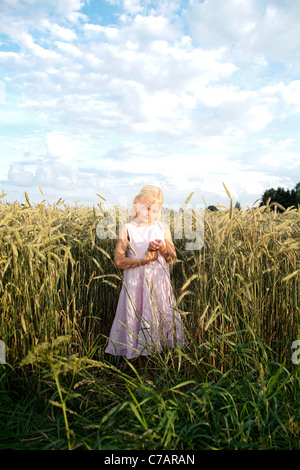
[0,190,299,450]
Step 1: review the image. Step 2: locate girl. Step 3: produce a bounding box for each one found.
[105,185,185,363]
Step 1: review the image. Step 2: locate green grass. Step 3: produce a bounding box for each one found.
[1,334,300,450]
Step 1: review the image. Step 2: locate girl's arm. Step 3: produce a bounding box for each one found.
[148,224,177,263]
[161,238,177,262]
[114,226,158,269]
[149,239,176,263]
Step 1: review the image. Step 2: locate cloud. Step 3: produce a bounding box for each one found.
[7,152,102,192]
[45,131,85,161]
[6,129,98,192]
[3,10,239,138]
[7,163,35,187]
[1,0,300,208]
[185,0,300,65]
[41,20,78,41]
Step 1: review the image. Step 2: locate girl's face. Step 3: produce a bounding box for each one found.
[135,195,162,225]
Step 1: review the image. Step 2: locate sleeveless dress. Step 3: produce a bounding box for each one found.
[105,221,185,359]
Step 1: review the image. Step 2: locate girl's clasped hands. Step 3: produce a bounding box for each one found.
[144,239,168,264]
[148,239,165,252]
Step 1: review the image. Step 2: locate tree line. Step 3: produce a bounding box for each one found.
[259,182,300,211]
[207,182,300,212]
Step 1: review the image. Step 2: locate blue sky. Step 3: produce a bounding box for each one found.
[0,0,300,209]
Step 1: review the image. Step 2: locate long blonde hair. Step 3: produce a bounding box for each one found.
[129,185,164,221]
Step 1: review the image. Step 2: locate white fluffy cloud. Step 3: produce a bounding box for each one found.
[185,0,300,64]
[0,0,300,207]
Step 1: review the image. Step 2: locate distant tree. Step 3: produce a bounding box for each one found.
[207,205,219,211]
[260,182,299,211]
[234,201,241,210]
[296,182,300,206]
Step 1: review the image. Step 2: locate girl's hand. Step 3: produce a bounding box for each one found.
[148,239,165,252]
[144,249,158,264]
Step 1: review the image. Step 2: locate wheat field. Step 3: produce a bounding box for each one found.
[0,189,299,450]
[1,190,299,363]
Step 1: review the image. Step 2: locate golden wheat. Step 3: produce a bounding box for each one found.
[0,193,299,367]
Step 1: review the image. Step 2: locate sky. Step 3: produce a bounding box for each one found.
[0,0,300,210]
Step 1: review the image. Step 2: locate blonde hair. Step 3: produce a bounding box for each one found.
[129,185,164,221]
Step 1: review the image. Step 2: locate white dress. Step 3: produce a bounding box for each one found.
[105,221,185,359]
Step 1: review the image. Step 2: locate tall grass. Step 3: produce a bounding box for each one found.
[174,200,300,369]
[0,191,299,450]
[1,335,300,450]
